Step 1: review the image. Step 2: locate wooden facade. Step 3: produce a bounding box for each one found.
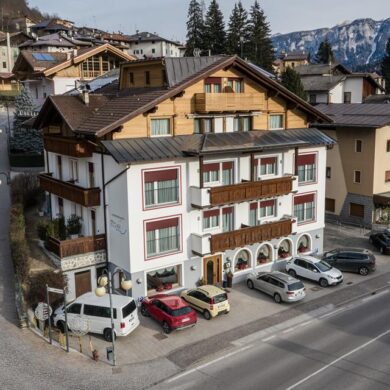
[210,219,293,253]
[209,176,294,206]
[46,234,106,258]
[39,173,101,207]
[44,136,94,157]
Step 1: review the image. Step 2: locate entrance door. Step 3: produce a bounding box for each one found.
[75,270,92,297]
[203,255,222,285]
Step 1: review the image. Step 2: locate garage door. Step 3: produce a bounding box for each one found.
[75,270,92,298]
[349,203,364,218]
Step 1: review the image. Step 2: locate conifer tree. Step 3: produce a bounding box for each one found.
[247,1,274,72]
[280,67,307,101]
[381,38,390,94]
[203,0,226,55]
[315,38,335,64]
[185,0,205,56]
[226,1,249,57]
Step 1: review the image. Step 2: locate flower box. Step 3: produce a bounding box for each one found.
[164,283,173,290]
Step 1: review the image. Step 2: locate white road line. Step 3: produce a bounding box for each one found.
[285,327,390,390]
[362,289,389,302]
[166,344,253,383]
[298,320,313,328]
[319,307,346,319]
[262,335,276,342]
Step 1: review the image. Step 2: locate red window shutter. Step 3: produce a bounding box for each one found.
[203,163,220,172]
[250,202,258,210]
[144,169,178,182]
[203,209,220,218]
[222,207,234,214]
[205,77,221,84]
[297,154,315,165]
[222,161,234,170]
[261,157,277,165]
[294,194,315,205]
[260,199,275,208]
[146,217,179,231]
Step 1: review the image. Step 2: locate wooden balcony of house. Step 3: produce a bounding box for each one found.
[44,135,94,158]
[210,218,293,253]
[39,173,101,207]
[194,92,262,113]
[191,176,294,208]
[46,234,106,258]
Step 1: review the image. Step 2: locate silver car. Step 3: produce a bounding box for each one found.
[246,271,306,303]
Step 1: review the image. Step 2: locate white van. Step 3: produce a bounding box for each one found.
[53,292,140,341]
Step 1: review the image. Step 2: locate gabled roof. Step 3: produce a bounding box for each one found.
[295,63,351,76]
[126,31,180,45]
[315,103,390,128]
[301,75,346,92]
[102,128,336,164]
[35,55,331,137]
[282,51,308,61]
[19,33,91,49]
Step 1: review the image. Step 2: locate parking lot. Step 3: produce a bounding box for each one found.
[60,223,390,365]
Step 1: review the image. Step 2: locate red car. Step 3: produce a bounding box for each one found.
[140,294,197,334]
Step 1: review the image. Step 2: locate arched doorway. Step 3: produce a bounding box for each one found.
[257,244,273,265]
[278,239,292,259]
[297,234,311,254]
[234,249,251,272]
[203,255,221,285]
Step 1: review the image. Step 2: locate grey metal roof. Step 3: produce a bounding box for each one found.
[295,63,350,76]
[164,56,227,87]
[301,75,345,92]
[315,104,390,128]
[248,63,276,79]
[102,128,335,164]
[364,94,390,104]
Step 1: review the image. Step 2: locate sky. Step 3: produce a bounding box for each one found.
[28,0,390,42]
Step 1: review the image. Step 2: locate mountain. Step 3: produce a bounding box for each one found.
[272,18,390,71]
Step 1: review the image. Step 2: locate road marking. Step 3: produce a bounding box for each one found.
[166,344,253,383]
[285,327,390,390]
[362,289,389,302]
[298,320,313,328]
[262,335,276,342]
[319,307,346,319]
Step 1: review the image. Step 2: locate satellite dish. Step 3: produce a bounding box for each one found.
[193,48,201,57]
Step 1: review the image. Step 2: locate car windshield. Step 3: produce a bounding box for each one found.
[316,261,332,272]
[170,306,193,317]
[122,300,136,318]
[213,293,227,303]
[288,281,304,291]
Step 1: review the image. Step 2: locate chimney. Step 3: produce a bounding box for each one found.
[66,51,71,60]
[73,48,78,57]
[82,89,89,105]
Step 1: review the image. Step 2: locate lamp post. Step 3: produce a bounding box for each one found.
[95,268,132,366]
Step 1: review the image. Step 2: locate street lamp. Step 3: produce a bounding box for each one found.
[95,268,132,366]
[0,171,10,185]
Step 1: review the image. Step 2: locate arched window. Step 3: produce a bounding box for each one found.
[297,234,311,254]
[234,249,251,272]
[278,239,292,259]
[257,244,273,265]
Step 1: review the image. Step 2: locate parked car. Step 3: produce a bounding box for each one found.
[180,285,230,320]
[140,294,196,334]
[246,271,306,303]
[369,232,390,254]
[286,256,343,287]
[53,292,139,341]
[322,248,376,275]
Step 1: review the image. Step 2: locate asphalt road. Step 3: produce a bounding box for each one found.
[159,290,390,390]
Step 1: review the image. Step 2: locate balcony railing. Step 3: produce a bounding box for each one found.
[191,176,294,208]
[44,135,94,158]
[210,218,293,253]
[194,92,263,113]
[39,173,100,207]
[46,234,106,258]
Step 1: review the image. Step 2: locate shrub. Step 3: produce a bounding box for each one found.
[66,214,82,236]
[10,204,25,241]
[45,217,66,241]
[10,238,29,284]
[26,270,66,307]
[10,173,42,208]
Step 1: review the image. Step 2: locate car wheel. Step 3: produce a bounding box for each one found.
[288,269,297,278]
[104,328,115,342]
[247,280,254,289]
[140,304,149,317]
[380,247,384,254]
[162,322,171,334]
[359,266,369,276]
[274,293,282,304]
[57,321,65,334]
[319,278,329,288]
[203,310,212,320]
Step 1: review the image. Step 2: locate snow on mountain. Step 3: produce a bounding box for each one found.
[272,18,390,70]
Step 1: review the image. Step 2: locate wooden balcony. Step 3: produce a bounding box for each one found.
[44,135,94,158]
[46,234,106,258]
[209,176,294,206]
[210,219,293,253]
[194,92,262,113]
[39,173,101,207]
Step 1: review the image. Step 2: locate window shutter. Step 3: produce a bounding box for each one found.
[294,194,315,205]
[203,209,220,218]
[146,217,179,231]
[222,207,234,214]
[205,77,221,84]
[250,202,258,210]
[297,154,315,165]
[203,163,220,172]
[144,169,178,182]
[261,157,277,165]
[222,161,234,170]
[260,199,275,208]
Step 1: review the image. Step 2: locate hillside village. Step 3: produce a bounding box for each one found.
[1,1,390,389]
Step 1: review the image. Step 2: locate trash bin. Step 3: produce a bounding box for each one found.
[106,346,113,362]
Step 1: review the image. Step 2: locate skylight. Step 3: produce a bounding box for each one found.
[32,53,54,61]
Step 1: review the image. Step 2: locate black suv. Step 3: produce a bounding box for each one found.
[322,248,375,276]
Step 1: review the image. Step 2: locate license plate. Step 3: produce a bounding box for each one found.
[182,317,190,322]
[218,303,226,309]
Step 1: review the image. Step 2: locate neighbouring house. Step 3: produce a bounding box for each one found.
[9,15,37,34]
[31,18,75,36]
[315,103,390,227]
[125,31,184,58]
[273,51,309,76]
[0,31,30,73]
[33,55,333,301]
[295,63,384,104]
[12,44,134,108]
